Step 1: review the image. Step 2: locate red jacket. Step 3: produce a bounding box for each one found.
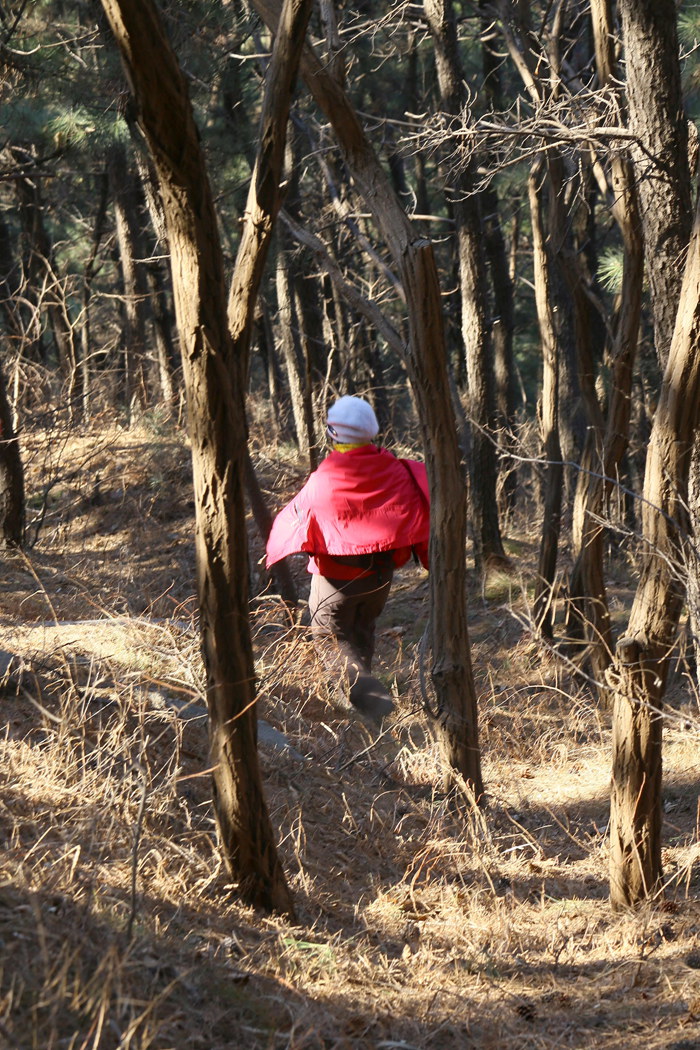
[266,445,430,576]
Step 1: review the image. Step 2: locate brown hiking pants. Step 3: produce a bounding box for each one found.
[308,562,394,720]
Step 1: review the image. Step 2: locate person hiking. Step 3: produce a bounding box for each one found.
[266,395,430,723]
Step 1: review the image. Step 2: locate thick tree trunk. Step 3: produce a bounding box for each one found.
[251,0,483,795]
[292,257,326,396]
[100,0,312,917]
[556,272,585,507]
[608,0,696,909]
[458,195,508,574]
[609,190,700,909]
[405,242,483,793]
[618,0,700,691]
[496,4,589,634]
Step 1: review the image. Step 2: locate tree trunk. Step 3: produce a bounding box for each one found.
[618,0,700,690]
[354,320,391,435]
[251,0,483,795]
[618,0,691,366]
[407,46,432,219]
[100,0,312,918]
[608,0,697,910]
[78,171,110,421]
[127,129,179,411]
[566,0,644,692]
[318,0,344,86]
[319,270,344,393]
[13,146,81,412]
[609,190,700,909]
[0,213,28,350]
[254,299,293,440]
[495,2,591,629]
[425,0,509,576]
[528,162,563,640]
[553,170,595,505]
[0,355,25,548]
[482,184,518,515]
[478,3,519,514]
[275,235,317,467]
[145,256,178,410]
[244,447,298,607]
[226,2,312,389]
[109,141,151,415]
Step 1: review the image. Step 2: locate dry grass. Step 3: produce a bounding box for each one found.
[1,418,700,1049]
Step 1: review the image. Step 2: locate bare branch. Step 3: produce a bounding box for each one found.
[279,208,406,358]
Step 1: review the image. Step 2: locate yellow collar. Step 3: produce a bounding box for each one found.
[332,442,369,453]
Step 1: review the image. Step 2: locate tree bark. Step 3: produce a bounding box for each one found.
[618,0,691,366]
[0,212,28,351]
[609,189,700,909]
[608,0,696,909]
[318,0,344,87]
[528,162,563,640]
[0,355,25,548]
[618,0,700,695]
[100,0,312,918]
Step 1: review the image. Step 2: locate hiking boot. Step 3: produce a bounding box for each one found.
[348,672,394,723]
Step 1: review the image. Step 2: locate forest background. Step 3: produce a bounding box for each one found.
[2,0,700,1047]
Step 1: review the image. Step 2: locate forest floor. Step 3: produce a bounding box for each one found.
[1,417,700,1050]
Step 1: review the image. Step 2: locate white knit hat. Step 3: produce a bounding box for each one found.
[326,395,379,444]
